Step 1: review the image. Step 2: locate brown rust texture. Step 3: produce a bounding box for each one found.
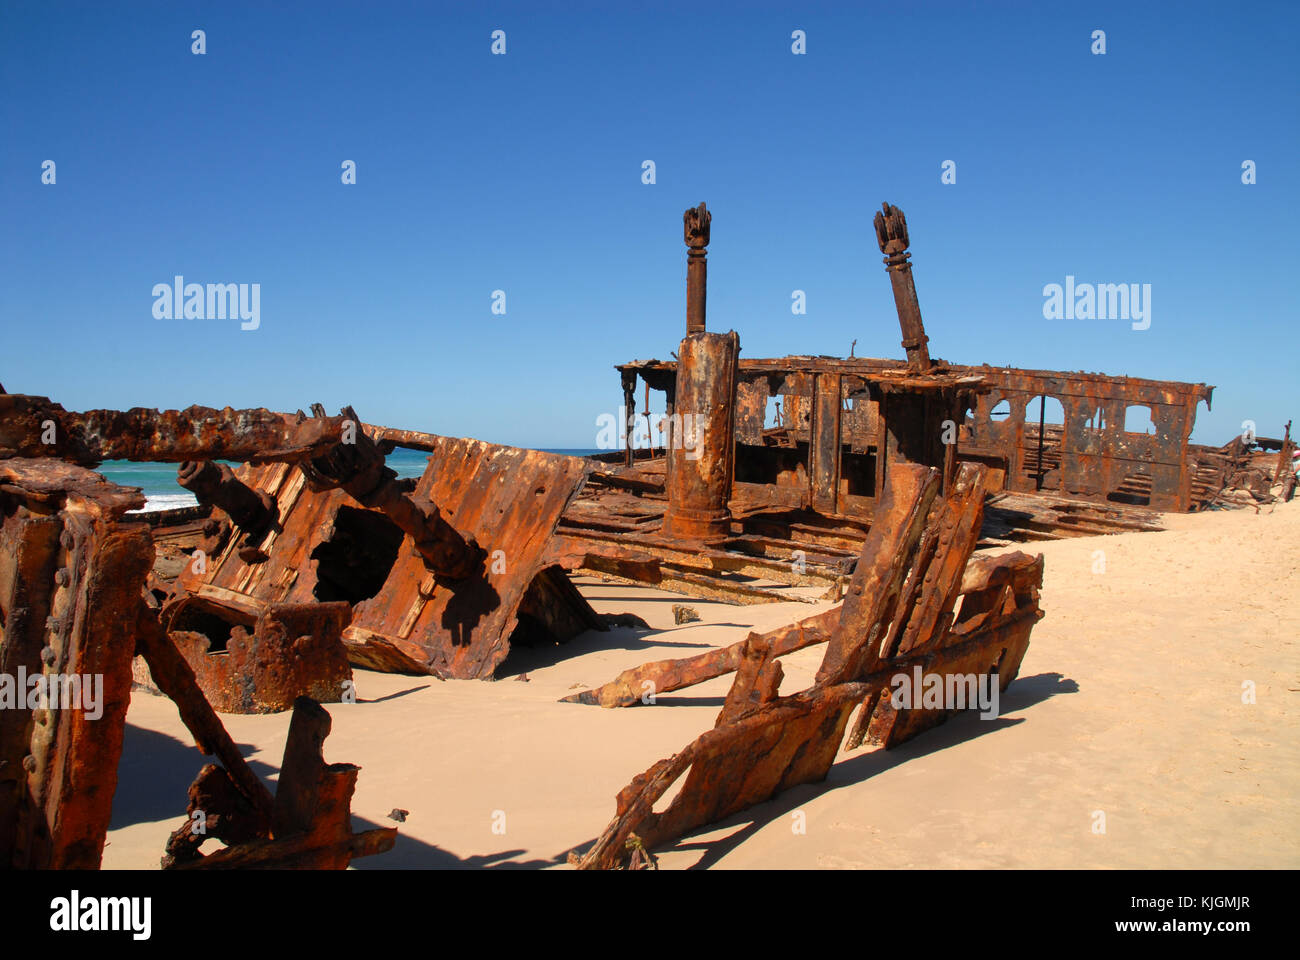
[160,601,353,714]
[0,460,153,868]
[575,462,1044,869]
[874,201,932,372]
[164,697,395,869]
[0,394,354,466]
[661,330,740,543]
[179,433,596,678]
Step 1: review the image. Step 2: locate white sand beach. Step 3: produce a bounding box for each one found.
[104,500,1300,870]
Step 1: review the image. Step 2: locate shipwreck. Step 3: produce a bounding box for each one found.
[0,199,1289,870]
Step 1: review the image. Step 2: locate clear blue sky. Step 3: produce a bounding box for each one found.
[2,1,1296,446]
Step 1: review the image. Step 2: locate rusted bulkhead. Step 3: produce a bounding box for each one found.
[961,366,1213,510]
[156,600,353,714]
[177,432,603,678]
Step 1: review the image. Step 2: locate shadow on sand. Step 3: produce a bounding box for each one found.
[562,671,1078,869]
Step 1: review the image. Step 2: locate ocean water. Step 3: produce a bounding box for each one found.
[98,447,603,512]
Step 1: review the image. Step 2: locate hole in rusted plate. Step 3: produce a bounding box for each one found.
[310,505,403,604]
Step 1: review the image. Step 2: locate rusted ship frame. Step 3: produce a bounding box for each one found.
[573,460,1044,869]
[0,196,1275,875]
[559,201,1218,607]
[0,455,393,869]
[169,422,605,680]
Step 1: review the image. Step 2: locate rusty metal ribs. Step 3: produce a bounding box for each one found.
[179,430,599,679]
[573,462,1043,869]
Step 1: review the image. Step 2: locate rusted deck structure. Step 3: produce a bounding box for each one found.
[560,201,1218,605]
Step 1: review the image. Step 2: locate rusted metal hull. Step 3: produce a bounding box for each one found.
[156,601,353,714]
[0,459,153,868]
[0,395,354,466]
[0,399,397,868]
[1,458,390,870]
[575,462,1044,869]
[178,435,600,678]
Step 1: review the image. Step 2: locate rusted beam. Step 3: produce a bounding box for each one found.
[817,464,941,684]
[300,407,483,580]
[177,459,277,563]
[1274,420,1293,484]
[561,606,840,707]
[0,395,353,466]
[136,606,276,817]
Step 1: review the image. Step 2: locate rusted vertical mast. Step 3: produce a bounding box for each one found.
[874,202,932,372]
[663,202,738,543]
[1274,420,1293,484]
[685,202,710,335]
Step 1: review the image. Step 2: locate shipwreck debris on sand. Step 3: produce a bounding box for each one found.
[171,422,604,679]
[0,457,392,868]
[1,198,1282,872]
[572,460,1043,869]
[559,202,1260,607]
[162,697,395,870]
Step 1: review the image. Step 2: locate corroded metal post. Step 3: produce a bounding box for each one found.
[684,202,710,335]
[1274,420,1293,484]
[661,330,739,543]
[874,202,932,372]
[621,369,638,467]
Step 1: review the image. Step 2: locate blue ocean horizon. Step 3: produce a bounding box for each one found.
[100,447,605,512]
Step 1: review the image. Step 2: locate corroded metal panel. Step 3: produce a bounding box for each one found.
[179,437,594,678]
[347,438,594,677]
[0,461,153,868]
